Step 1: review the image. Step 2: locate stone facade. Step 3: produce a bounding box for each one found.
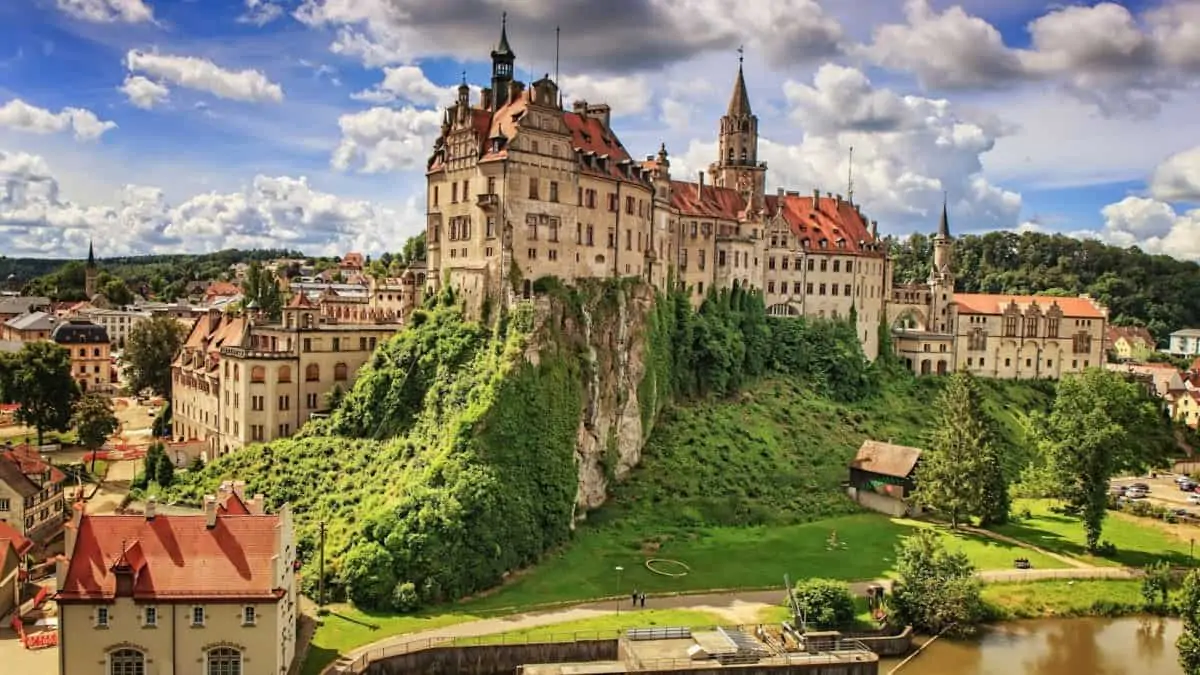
[171,297,402,460]
[889,206,1108,378]
[425,20,889,359]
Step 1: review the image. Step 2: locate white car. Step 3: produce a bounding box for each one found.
[1188,494,1200,505]
[1126,489,1147,499]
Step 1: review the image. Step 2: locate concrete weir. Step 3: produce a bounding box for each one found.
[355,626,879,675]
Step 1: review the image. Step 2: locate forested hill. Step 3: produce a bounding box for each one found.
[887,230,1200,340]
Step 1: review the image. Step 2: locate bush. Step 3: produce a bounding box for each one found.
[792,579,856,630]
[391,581,420,612]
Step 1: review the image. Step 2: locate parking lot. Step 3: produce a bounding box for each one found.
[1111,474,1200,511]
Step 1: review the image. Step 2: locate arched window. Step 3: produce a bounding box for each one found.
[110,648,145,675]
[207,646,242,675]
[278,366,292,383]
[334,363,348,381]
[305,363,320,382]
[250,366,265,383]
[232,364,240,382]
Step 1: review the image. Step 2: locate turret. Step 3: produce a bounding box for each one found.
[490,12,515,110]
[709,48,765,212]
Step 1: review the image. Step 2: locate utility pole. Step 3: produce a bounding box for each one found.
[318,520,327,609]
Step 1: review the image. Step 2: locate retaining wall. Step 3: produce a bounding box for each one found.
[363,639,617,675]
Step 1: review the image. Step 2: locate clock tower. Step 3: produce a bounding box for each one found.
[709,48,766,214]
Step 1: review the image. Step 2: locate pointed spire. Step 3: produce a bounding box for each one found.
[87,240,95,268]
[938,192,950,238]
[495,11,514,56]
[726,46,752,118]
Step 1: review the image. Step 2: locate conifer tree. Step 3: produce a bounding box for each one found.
[915,370,997,527]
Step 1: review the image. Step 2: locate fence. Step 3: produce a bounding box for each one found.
[339,630,624,674]
[978,567,1139,584]
[623,638,875,671]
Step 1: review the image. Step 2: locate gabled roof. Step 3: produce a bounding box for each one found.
[0,520,32,555]
[850,440,922,479]
[670,180,746,220]
[0,296,50,316]
[5,311,57,332]
[766,193,882,256]
[953,294,1106,319]
[1,445,66,489]
[58,511,284,602]
[0,456,38,497]
[1107,325,1154,346]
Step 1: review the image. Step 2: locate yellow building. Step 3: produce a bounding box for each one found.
[889,206,1109,378]
[1106,325,1155,362]
[56,485,298,675]
[172,298,402,460]
[426,18,890,358]
[52,318,113,393]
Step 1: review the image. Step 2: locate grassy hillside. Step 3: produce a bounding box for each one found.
[599,374,1053,530]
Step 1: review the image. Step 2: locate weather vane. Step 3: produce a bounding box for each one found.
[737,45,744,65]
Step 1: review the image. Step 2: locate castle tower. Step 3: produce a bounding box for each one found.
[490,12,515,110]
[709,49,766,213]
[928,197,954,333]
[85,240,98,298]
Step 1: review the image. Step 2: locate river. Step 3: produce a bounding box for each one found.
[882,617,1184,675]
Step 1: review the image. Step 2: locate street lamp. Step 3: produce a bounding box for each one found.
[615,566,624,616]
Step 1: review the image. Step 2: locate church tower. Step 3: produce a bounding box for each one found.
[928,198,955,333]
[709,49,766,213]
[85,240,98,298]
[490,12,515,110]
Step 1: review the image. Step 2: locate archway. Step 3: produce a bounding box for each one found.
[920,359,932,375]
[937,360,948,375]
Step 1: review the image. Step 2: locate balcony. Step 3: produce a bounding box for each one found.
[476,193,500,209]
[219,346,296,360]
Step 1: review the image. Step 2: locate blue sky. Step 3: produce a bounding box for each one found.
[2,0,1199,259]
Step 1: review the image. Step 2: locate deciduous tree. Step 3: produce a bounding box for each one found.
[241,261,283,321]
[890,529,984,637]
[11,341,78,445]
[124,315,186,397]
[1038,368,1161,551]
[73,394,118,473]
[1178,569,1200,674]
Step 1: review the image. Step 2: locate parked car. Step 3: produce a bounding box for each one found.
[1181,481,1196,492]
[1131,482,1151,493]
[1178,475,1193,484]
[1187,494,1200,505]
[1127,489,1147,499]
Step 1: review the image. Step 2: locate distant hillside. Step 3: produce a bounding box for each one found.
[887,230,1200,339]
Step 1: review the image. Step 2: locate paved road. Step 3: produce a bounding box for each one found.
[1112,475,1200,511]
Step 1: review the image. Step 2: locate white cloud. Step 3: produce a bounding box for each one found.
[660,98,692,132]
[54,0,154,23]
[125,50,284,103]
[351,65,462,107]
[331,107,442,174]
[561,74,653,116]
[0,99,116,141]
[671,64,1021,233]
[0,148,421,257]
[238,0,285,26]
[1150,146,1200,203]
[1100,196,1200,260]
[119,75,170,110]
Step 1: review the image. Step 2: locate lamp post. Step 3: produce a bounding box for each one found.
[615,566,624,616]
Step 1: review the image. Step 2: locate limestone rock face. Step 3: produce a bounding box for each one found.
[526,282,659,522]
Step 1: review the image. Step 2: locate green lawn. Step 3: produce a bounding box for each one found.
[457,514,1064,613]
[301,607,486,675]
[452,609,725,646]
[981,580,1148,620]
[996,499,1196,567]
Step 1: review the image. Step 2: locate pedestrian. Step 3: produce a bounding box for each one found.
[639,592,646,608]
[632,589,638,607]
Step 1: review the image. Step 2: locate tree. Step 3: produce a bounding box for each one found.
[140,442,165,488]
[124,316,186,397]
[1039,369,1162,551]
[11,341,78,445]
[155,450,175,487]
[915,370,1005,527]
[400,232,427,265]
[890,529,984,637]
[1179,569,1200,675]
[977,441,1010,526]
[73,394,118,473]
[792,579,856,630]
[0,351,16,403]
[241,261,283,320]
[101,278,135,305]
[1142,560,1171,609]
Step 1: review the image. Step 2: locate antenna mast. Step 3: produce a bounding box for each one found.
[847,145,855,204]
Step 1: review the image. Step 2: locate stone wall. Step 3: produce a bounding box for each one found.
[364,639,618,675]
[846,487,914,518]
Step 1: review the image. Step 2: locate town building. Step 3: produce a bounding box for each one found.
[288,266,427,325]
[52,318,113,394]
[1169,329,1200,357]
[55,482,298,675]
[0,296,50,324]
[1,311,58,342]
[76,307,151,350]
[172,298,402,459]
[888,207,1108,379]
[0,443,67,545]
[847,440,923,518]
[0,519,31,619]
[425,18,890,358]
[1106,325,1156,362]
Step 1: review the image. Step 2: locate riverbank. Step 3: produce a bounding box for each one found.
[982,578,1174,621]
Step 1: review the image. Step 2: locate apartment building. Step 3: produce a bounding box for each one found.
[0,444,67,545]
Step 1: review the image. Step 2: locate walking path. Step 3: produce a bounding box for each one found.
[320,566,1136,674]
[957,524,1094,569]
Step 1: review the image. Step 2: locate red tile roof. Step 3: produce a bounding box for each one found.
[1107,325,1155,347]
[669,181,746,220]
[58,512,284,602]
[0,519,32,556]
[767,194,882,256]
[204,282,241,300]
[287,292,315,309]
[2,445,66,486]
[954,294,1107,319]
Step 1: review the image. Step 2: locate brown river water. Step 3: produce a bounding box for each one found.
[880,617,1183,675]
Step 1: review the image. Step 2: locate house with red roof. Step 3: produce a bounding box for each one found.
[0,443,67,544]
[56,482,298,675]
[1106,325,1156,362]
[0,519,32,620]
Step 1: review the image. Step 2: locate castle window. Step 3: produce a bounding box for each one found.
[487,176,496,194]
[526,214,538,240]
[576,222,583,244]
[806,282,813,294]
[432,185,439,206]
[820,259,828,272]
[334,363,348,381]
[807,259,814,272]
[528,248,537,259]
[608,193,618,212]
[844,284,852,296]
[528,178,539,200]
[1047,317,1060,338]
[1024,317,1038,338]
[1073,332,1092,354]
[626,195,635,215]
[768,281,775,293]
[831,284,838,296]
[586,189,597,209]
[1004,314,1018,337]
[608,227,615,248]
[586,224,595,246]
[833,260,840,273]
[451,183,458,203]
[819,283,826,295]
[549,181,559,203]
[531,140,539,154]
[548,217,559,243]
[487,216,496,238]
[462,179,469,198]
[699,250,706,270]
[769,256,776,270]
[794,282,802,294]
[548,249,558,261]
[781,257,788,270]
[306,364,319,382]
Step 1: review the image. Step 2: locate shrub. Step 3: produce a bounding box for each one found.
[792,579,856,630]
[391,581,420,612]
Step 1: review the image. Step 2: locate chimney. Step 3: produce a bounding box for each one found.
[836,193,843,205]
[776,187,785,200]
[145,495,157,521]
[813,188,820,207]
[698,171,705,195]
[204,494,218,529]
[573,100,589,117]
[249,493,266,516]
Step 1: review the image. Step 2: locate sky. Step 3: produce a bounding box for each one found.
[2,0,1200,261]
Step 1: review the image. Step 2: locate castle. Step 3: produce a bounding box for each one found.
[426,16,1107,375]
